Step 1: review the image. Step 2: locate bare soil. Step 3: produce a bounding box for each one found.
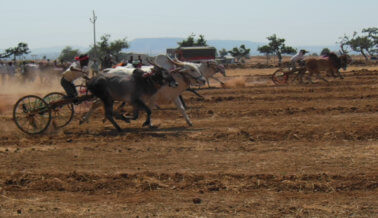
[0,68,377,217]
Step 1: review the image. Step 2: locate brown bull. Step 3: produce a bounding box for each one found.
[305,52,352,83]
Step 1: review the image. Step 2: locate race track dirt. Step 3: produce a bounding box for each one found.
[0,68,377,217]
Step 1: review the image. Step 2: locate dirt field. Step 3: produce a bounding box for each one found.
[0,67,377,217]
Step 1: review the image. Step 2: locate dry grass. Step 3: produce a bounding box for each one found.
[0,67,377,216]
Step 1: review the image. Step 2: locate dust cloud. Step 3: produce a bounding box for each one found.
[0,76,63,114]
[221,77,246,88]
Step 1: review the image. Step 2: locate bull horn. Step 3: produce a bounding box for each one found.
[173,54,185,64]
[167,55,184,66]
[147,57,161,68]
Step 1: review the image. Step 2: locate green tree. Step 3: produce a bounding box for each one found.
[58,46,80,62]
[348,34,373,60]
[259,34,296,65]
[88,34,129,63]
[320,48,330,56]
[0,52,9,59]
[178,34,195,47]
[2,42,30,60]
[257,45,274,64]
[339,27,377,60]
[177,34,208,47]
[338,34,350,54]
[196,34,207,46]
[218,48,228,58]
[341,29,376,60]
[228,44,250,62]
[362,27,378,43]
[362,27,377,55]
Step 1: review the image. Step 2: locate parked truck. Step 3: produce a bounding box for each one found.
[166,46,216,62]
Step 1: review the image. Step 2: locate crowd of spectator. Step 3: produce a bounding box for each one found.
[0,54,146,85]
[0,59,69,85]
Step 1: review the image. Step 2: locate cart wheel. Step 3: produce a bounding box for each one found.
[272,69,289,85]
[43,92,74,129]
[13,95,51,134]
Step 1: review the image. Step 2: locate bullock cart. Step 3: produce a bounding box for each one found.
[271,66,306,85]
[13,89,94,134]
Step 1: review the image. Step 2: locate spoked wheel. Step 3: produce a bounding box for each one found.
[272,69,289,85]
[43,92,74,129]
[13,95,51,134]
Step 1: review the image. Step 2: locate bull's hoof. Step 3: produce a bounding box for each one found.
[142,121,151,127]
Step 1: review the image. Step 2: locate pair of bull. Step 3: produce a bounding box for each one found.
[85,55,225,132]
[300,52,352,83]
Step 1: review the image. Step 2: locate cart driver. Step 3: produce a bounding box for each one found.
[290,49,308,70]
[61,54,90,101]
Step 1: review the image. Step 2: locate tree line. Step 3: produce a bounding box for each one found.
[60,33,297,66]
[176,34,297,65]
[1,26,376,65]
[59,34,129,64]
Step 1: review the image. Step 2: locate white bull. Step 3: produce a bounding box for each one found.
[196,60,226,87]
[81,55,207,126]
[103,64,153,75]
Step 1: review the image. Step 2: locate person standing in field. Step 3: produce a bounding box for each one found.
[137,55,143,68]
[128,56,134,64]
[102,54,114,69]
[6,62,16,82]
[20,61,28,83]
[0,61,6,85]
[90,59,99,77]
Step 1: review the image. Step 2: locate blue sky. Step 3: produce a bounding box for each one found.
[0,0,377,49]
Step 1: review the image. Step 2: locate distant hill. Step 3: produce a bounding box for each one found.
[2,38,341,60]
[28,46,89,60]
[128,38,183,55]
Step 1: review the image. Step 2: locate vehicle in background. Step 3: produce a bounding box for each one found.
[167,46,216,62]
